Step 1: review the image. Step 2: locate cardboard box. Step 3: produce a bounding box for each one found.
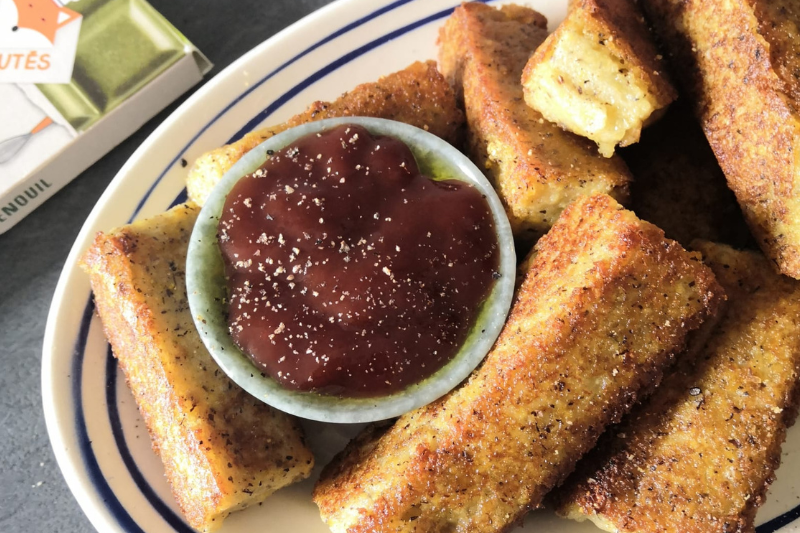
[0,0,211,233]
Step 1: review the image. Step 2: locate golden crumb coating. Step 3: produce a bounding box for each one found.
[554,241,800,533]
[626,103,752,249]
[438,3,631,241]
[187,60,464,206]
[80,204,314,532]
[641,0,800,279]
[522,0,676,157]
[312,194,722,533]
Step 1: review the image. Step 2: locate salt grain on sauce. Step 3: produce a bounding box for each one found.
[218,124,498,397]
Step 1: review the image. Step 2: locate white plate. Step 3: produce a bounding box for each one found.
[42,0,800,532]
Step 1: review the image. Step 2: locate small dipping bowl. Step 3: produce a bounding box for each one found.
[187,117,515,423]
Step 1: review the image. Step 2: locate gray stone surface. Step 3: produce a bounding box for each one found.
[0,1,334,531]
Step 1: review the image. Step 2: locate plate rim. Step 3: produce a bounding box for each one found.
[41,0,432,531]
[40,0,800,531]
[42,1,489,531]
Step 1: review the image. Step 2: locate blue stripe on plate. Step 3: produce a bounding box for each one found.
[74,0,800,530]
[72,300,147,533]
[168,188,188,209]
[104,3,487,528]
[128,0,418,223]
[105,348,194,533]
[758,507,800,533]
[128,0,494,224]
[224,0,491,146]
[87,2,474,530]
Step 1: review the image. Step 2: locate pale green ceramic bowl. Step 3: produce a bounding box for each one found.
[186,117,515,423]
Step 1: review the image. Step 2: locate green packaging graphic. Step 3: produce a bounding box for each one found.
[0,0,211,233]
[37,0,197,131]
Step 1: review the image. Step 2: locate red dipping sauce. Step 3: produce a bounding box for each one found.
[218,124,499,397]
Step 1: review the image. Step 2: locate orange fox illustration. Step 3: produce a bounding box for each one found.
[11,0,80,44]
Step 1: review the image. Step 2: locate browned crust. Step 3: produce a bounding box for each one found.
[527,0,676,105]
[187,60,464,206]
[312,194,723,533]
[640,0,800,278]
[751,1,800,103]
[626,102,752,248]
[80,204,314,531]
[553,242,800,533]
[438,3,632,240]
[584,0,675,103]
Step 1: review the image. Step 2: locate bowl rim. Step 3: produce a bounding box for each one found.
[186,116,516,423]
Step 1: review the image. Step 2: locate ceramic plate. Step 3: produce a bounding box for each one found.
[42,0,800,531]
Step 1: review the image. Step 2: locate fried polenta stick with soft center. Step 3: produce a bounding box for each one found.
[522,0,676,157]
[80,203,314,532]
[640,0,800,279]
[187,60,464,206]
[554,241,800,533]
[438,3,631,240]
[312,194,722,533]
[626,103,752,249]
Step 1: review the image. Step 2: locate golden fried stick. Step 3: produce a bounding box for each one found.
[187,60,464,206]
[640,0,800,278]
[438,3,631,240]
[554,241,800,533]
[522,0,676,157]
[625,103,752,249]
[312,194,722,533]
[80,204,314,532]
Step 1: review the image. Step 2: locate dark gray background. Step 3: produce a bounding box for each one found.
[0,1,335,531]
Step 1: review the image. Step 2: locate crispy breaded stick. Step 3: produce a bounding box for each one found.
[187,60,464,206]
[312,194,722,533]
[80,203,314,532]
[554,241,800,533]
[626,103,752,249]
[640,0,800,278]
[438,3,631,240]
[521,0,676,157]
